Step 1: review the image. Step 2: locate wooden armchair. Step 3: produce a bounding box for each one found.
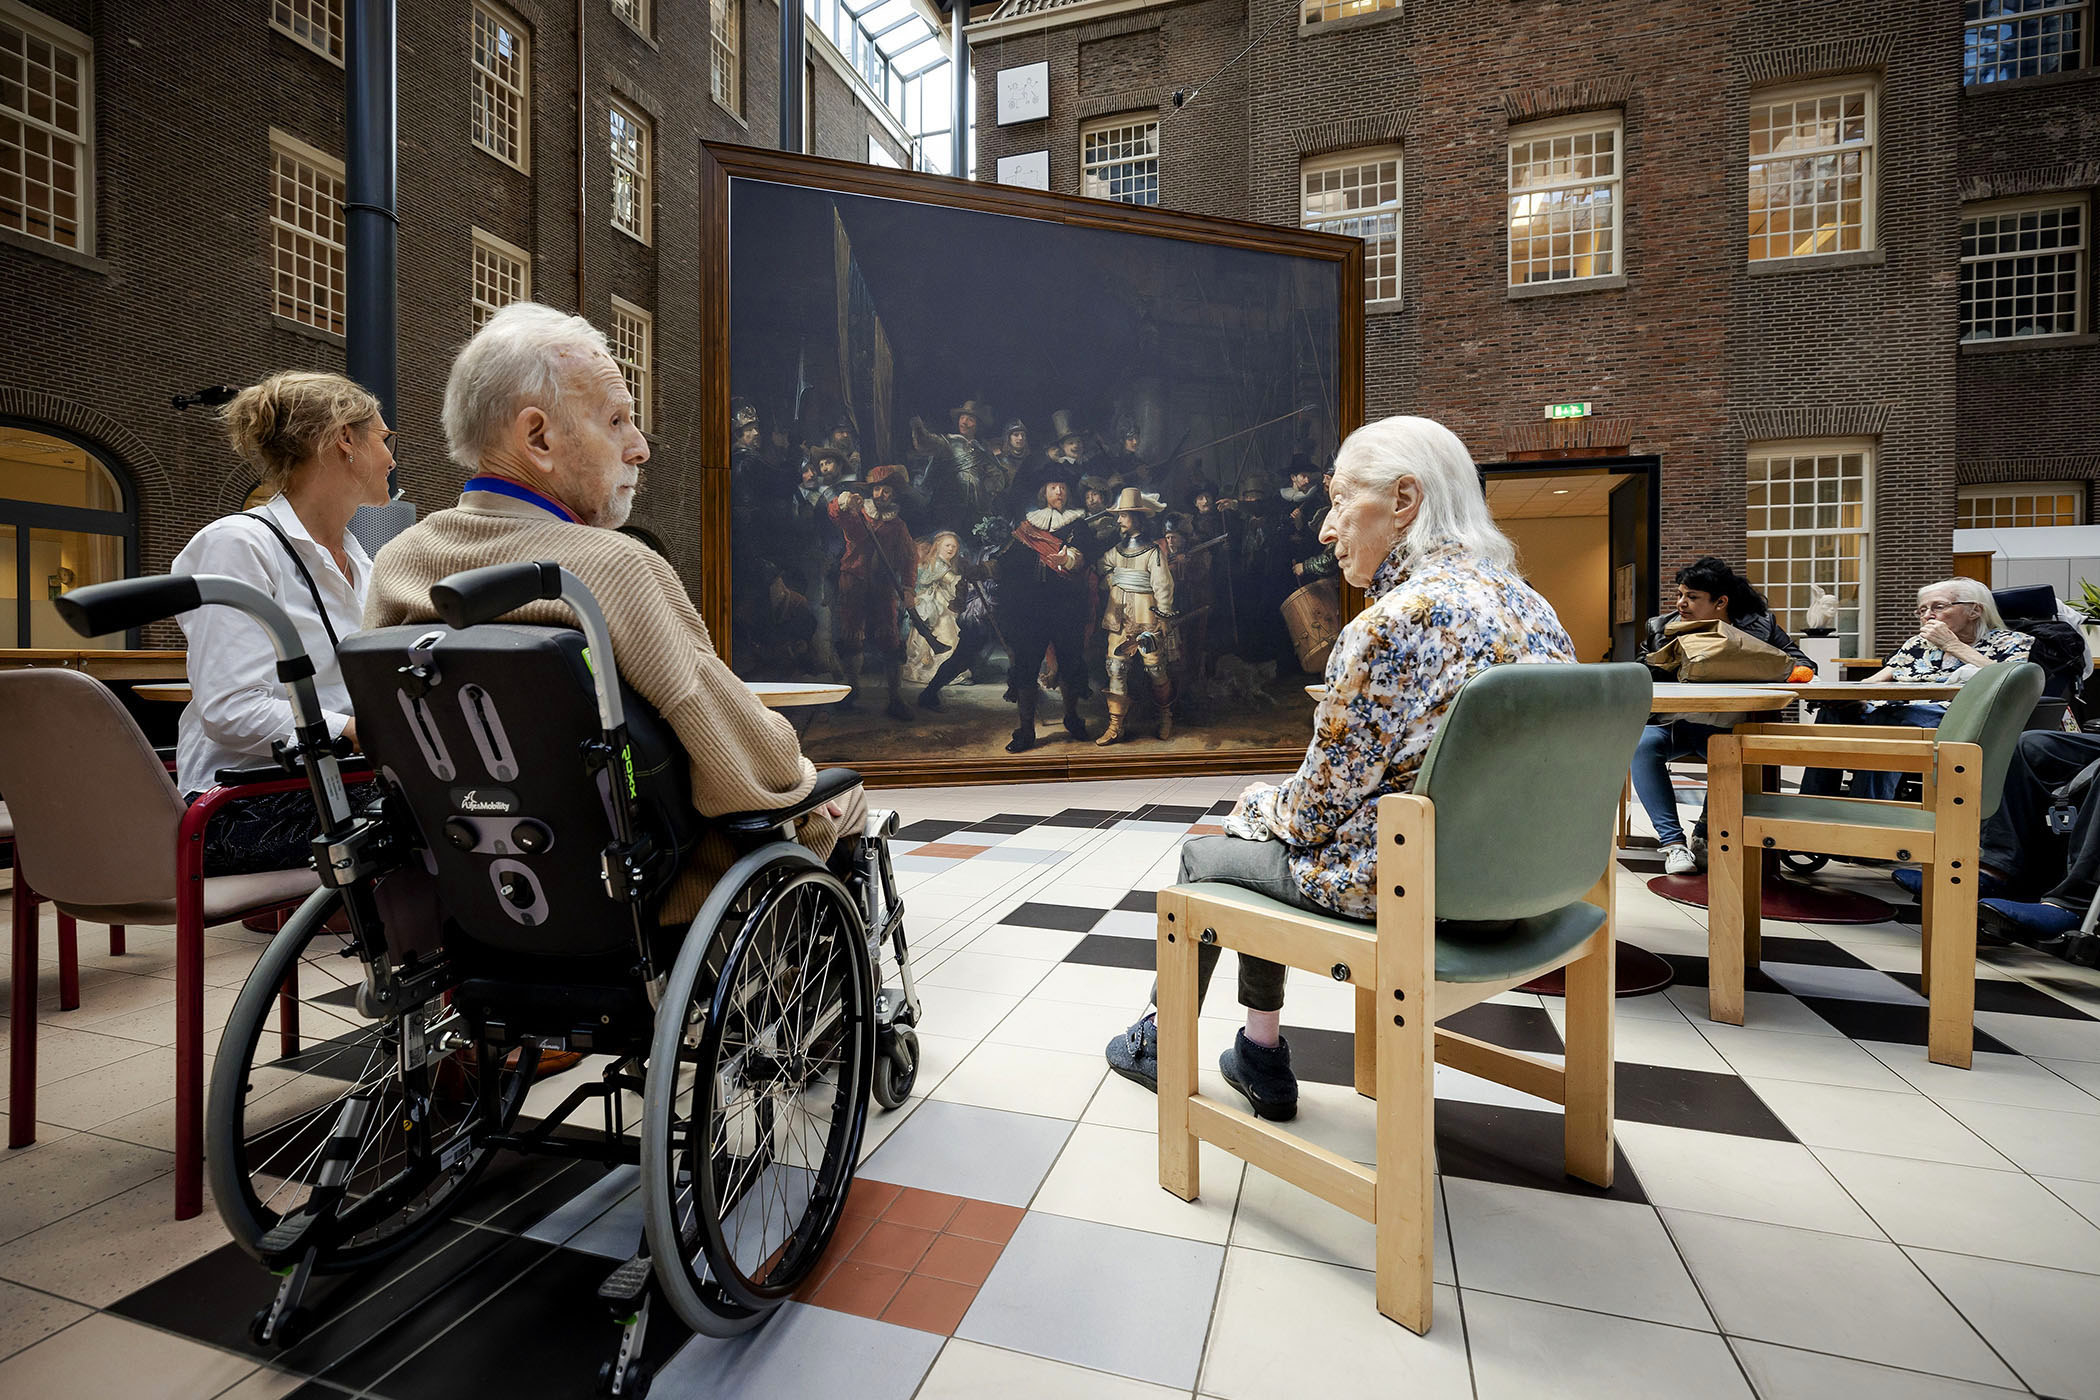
[1705,660,2045,1069]
[1155,663,1651,1333]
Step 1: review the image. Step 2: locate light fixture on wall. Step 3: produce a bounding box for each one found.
[171,385,238,411]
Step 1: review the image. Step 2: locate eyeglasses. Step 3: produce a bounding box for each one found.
[1915,599,1976,618]
[377,429,399,454]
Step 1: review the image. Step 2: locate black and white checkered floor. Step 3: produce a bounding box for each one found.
[4,772,2100,1399]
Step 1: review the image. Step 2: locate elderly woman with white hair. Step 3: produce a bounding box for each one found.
[1799,577,2034,802]
[1106,416,1576,1120]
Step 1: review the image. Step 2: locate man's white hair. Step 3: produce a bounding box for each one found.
[1333,415,1514,571]
[442,302,613,472]
[1919,576,2005,632]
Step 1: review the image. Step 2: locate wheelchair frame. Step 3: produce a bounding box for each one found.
[56,562,925,1398]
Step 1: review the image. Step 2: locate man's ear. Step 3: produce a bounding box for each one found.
[518,407,558,478]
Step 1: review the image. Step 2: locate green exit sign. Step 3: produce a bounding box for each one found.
[1545,401,1592,420]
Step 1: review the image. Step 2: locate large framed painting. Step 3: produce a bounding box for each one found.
[698,143,1364,785]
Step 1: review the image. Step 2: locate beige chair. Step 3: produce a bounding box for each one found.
[0,668,319,1219]
[1157,663,1651,1332]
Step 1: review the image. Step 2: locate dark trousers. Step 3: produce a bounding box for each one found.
[1005,606,1087,712]
[923,617,999,695]
[1148,834,1366,1013]
[1980,729,2100,915]
[190,789,321,877]
[1801,702,1947,800]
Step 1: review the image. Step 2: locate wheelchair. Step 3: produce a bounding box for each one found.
[56,560,925,1398]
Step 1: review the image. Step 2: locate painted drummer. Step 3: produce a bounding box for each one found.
[1095,487,1180,746]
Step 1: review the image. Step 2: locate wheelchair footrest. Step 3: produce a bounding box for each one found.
[257,1212,319,1265]
[598,1253,652,1311]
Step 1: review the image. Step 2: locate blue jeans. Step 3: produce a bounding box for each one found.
[1799,702,1947,800]
[1632,720,1730,848]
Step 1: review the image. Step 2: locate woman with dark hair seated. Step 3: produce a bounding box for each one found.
[1633,556,1811,875]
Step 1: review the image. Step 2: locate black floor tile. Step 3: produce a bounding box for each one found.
[1618,855,1666,874]
[1000,901,1107,932]
[451,1152,594,1232]
[1759,936,1873,970]
[1278,1024,1355,1088]
[1656,953,1786,995]
[1616,1062,1797,1142]
[1434,1099,1646,1204]
[310,982,360,1010]
[1798,996,2016,1053]
[1117,889,1160,914]
[893,818,968,842]
[1132,804,1209,824]
[361,1246,692,1400]
[326,1235,572,1390]
[1063,933,1156,970]
[988,813,1049,826]
[1206,800,1237,816]
[1438,1002,1565,1056]
[1886,972,2099,1020]
[1038,808,1132,828]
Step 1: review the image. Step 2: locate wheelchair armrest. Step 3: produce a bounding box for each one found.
[716,767,864,836]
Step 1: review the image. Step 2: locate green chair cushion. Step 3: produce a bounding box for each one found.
[1741,792,1938,832]
[1169,881,1607,985]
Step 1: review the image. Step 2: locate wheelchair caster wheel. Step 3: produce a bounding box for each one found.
[1777,850,1828,876]
[249,1304,309,1349]
[598,1359,652,1398]
[874,1027,919,1110]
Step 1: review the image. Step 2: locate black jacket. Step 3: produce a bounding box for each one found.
[1641,610,1813,674]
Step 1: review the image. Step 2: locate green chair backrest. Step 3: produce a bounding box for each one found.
[1412,662,1653,922]
[1933,660,2046,819]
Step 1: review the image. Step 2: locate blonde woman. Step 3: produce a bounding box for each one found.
[904,530,964,684]
[173,371,394,873]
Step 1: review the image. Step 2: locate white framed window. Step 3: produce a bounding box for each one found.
[868,137,899,168]
[269,131,346,337]
[609,97,651,243]
[611,0,651,38]
[1746,440,1874,654]
[609,298,653,433]
[1965,0,2089,84]
[710,0,740,115]
[1080,115,1158,206]
[471,229,530,332]
[1301,148,1402,304]
[272,0,343,64]
[1960,196,2088,342]
[1301,0,1400,26]
[1507,113,1621,286]
[0,5,93,253]
[1957,481,2086,528]
[472,2,530,172]
[1747,79,1877,263]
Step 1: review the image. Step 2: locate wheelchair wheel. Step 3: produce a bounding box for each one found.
[643,843,875,1333]
[874,1027,919,1110]
[208,887,531,1274]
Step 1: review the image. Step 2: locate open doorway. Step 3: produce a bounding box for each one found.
[1481,457,1659,664]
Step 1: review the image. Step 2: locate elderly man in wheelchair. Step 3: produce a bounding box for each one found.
[54,304,922,1399]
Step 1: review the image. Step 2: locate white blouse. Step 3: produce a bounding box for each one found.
[171,494,370,796]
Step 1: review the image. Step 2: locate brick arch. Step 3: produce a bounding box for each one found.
[0,387,175,555]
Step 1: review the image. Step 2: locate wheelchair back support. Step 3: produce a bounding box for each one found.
[337,622,699,961]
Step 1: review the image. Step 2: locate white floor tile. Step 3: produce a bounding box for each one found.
[1199,1251,1472,1400]
[1610,1016,1737,1073]
[0,1279,89,1366]
[1860,1040,2100,1114]
[1030,963,1157,1009]
[965,925,1088,962]
[859,1100,1073,1207]
[919,951,1057,997]
[1666,986,1845,1038]
[1758,964,1927,1006]
[910,983,1024,1043]
[1229,1165,1455,1284]
[1936,1096,2100,1182]
[1908,1247,2100,1400]
[1465,1290,1753,1400]
[1614,1122,1883,1238]
[930,1041,1106,1121]
[1972,1010,2100,1063]
[1662,1211,2017,1386]
[1030,1122,1243,1243]
[987,996,1136,1057]
[0,1313,257,1400]
[0,1173,229,1307]
[916,1338,1187,1400]
[2041,1174,2100,1228]
[1696,1022,1913,1091]
[1741,1077,2011,1169]
[0,1131,173,1247]
[2037,1056,2100,1100]
[652,1300,942,1400]
[1728,1339,2027,1399]
[1812,1147,2100,1273]
[1442,1177,1713,1330]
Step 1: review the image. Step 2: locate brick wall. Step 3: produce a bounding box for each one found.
[0,1,897,638]
[969,0,2100,653]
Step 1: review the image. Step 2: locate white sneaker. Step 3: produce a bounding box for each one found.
[1662,844,1698,877]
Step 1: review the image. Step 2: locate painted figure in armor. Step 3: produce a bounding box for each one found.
[910,398,1001,523]
[1095,487,1178,746]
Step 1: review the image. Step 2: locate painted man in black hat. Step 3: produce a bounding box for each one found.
[992,419,1033,514]
[995,460,1094,752]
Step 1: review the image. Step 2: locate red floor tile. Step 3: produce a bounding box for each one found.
[882,1187,964,1232]
[841,1177,901,1224]
[851,1220,938,1272]
[1189,823,1226,836]
[947,1199,1026,1244]
[916,1233,1002,1287]
[909,843,989,860]
[881,1274,977,1335]
[808,1259,908,1319]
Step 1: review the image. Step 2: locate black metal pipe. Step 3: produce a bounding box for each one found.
[345,0,399,486]
[781,0,805,151]
[950,2,968,178]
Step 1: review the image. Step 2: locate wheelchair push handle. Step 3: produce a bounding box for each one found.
[54,575,203,639]
[429,561,564,630]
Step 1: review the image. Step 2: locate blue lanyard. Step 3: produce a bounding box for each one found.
[462,475,578,522]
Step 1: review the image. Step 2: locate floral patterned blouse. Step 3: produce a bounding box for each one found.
[1874,625,2033,712]
[1227,540,1577,919]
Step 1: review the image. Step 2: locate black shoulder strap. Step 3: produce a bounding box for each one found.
[241,510,341,652]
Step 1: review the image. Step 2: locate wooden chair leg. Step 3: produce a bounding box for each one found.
[1706,738,1755,1026]
[8,860,38,1149]
[1157,890,1200,1202]
[1924,863,1977,1068]
[1563,871,1616,1188]
[108,923,125,957]
[56,914,78,1011]
[1375,796,1436,1334]
[1354,985,1377,1099]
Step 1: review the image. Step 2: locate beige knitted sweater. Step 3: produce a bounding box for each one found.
[363,494,835,923]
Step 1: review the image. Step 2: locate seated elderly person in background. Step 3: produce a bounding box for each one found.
[1634,557,1812,875]
[364,302,864,925]
[1104,416,1576,1121]
[1800,578,2033,802]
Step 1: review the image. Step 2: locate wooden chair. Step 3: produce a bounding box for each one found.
[1156,662,1652,1333]
[1705,660,2045,1069]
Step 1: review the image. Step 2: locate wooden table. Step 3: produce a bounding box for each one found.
[0,648,188,681]
[1764,681,1962,704]
[1648,683,1796,715]
[747,681,849,709]
[133,682,191,703]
